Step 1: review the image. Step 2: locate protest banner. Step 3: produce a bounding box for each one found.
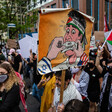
[104,30,112,51]
[94,31,104,42]
[7,39,17,49]
[19,35,37,58]
[37,8,94,75]
[90,35,97,50]
[37,8,94,106]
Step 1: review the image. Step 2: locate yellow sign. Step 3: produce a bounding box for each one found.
[37,8,94,75]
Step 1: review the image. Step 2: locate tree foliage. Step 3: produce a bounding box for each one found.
[0,0,38,39]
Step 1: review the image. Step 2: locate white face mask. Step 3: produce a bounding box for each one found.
[71,68,80,74]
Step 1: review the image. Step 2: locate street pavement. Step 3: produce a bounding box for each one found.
[19,94,40,112]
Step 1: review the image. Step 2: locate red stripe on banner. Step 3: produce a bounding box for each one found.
[82,54,86,61]
[80,53,85,61]
[84,55,87,61]
[84,59,89,65]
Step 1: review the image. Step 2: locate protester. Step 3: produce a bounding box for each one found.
[95,46,112,111]
[22,49,42,95]
[22,53,33,85]
[95,46,111,92]
[8,48,23,79]
[32,82,44,102]
[0,61,28,112]
[29,49,38,84]
[39,72,56,112]
[71,66,89,110]
[84,56,101,112]
[95,45,111,76]
[0,49,6,64]
[22,49,41,85]
[1,45,7,59]
[49,69,82,112]
[63,99,88,112]
[0,62,21,112]
[22,57,31,78]
[99,58,112,112]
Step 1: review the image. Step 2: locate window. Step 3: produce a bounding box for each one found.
[110,2,112,28]
[94,0,98,30]
[40,0,42,4]
[62,0,69,8]
[71,0,78,10]
[86,0,91,16]
[105,0,110,25]
[51,3,56,8]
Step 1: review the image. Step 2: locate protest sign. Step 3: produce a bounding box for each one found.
[104,30,112,51]
[37,8,94,75]
[7,39,17,49]
[94,31,104,42]
[19,35,37,58]
[90,36,97,50]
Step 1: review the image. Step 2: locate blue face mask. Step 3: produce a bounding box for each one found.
[0,74,8,83]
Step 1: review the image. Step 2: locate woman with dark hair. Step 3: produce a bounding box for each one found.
[64,99,88,112]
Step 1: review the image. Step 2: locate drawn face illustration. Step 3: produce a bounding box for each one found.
[63,25,82,58]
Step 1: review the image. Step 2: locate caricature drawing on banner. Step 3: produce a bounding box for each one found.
[37,8,94,75]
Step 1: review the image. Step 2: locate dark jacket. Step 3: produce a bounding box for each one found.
[0,84,21,112]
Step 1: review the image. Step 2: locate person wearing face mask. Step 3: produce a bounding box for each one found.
[70,67,80,89]
[8,48,23,79]
[0,62,22,112]
[71,66,90,110]
[84,56,102,112]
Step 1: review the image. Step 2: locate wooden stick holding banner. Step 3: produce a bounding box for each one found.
[60,70,66,103]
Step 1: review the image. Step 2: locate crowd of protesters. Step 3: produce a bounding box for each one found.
[0,39,112,112]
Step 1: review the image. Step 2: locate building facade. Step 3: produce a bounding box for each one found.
[28,0,112,32]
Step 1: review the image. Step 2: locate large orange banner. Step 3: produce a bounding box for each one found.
[37,8,94,75]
